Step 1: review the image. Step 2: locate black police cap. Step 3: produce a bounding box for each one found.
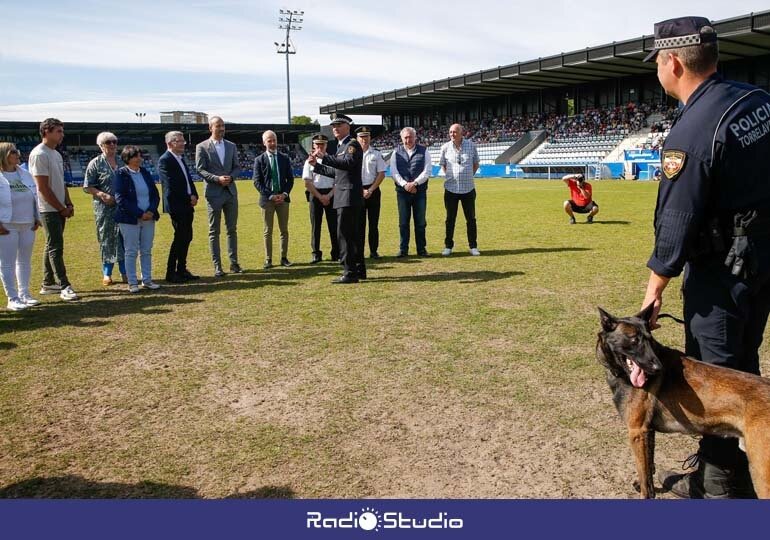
[643,16,717,63]
[329,113,353,125]
[311,134,328,143]
[355,126,371,137]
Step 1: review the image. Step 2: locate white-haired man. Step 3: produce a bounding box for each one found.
[390,126,432,257]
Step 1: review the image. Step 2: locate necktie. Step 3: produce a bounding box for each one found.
[270,153,280,192]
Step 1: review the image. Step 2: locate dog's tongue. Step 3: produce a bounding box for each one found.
[629,360,647,388]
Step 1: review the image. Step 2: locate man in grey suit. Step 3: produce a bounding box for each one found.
[195,116,242,277]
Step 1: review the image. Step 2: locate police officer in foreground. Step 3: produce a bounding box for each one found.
[641,16,770,498]
[308,114,365,283]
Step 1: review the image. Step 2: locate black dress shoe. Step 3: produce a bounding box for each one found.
[230,264,244,274]
[180,270,200,280]
[370,252,381,259]
[280,257,292,267]
[396,252,408,258]
[165,273,184,283]
[214,269,227,278]
[418,250,430,257]
[356,266,367,280]
[310,254,322,264]
[332,274,359,284]
[263,260,273,270]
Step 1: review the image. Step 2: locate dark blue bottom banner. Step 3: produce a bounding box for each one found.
[0,499,764,539]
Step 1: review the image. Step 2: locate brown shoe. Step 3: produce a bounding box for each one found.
[102,276,113,286]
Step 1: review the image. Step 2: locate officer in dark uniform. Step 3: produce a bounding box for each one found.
[309,114,365,283]
[641,16,770,498]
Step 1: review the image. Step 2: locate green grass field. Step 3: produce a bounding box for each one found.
[1,179,767,498]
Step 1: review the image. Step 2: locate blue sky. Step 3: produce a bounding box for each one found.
[1,0,767,125]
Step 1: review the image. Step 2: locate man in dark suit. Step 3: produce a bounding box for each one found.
[252,130,294,269]
[308,113,365,284]
[158,131,199,283]
[195,116,242,277]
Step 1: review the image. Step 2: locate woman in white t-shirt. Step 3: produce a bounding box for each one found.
[0,143,41,311]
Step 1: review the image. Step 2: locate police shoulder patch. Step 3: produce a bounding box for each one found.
[347,145,356,154]
[662,150,686,180]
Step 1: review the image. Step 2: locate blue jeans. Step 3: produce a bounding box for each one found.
[119,220,156,285]
[396,189,427,254]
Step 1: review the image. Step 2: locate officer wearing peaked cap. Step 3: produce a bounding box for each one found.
[308,113,365,283]
[640,16,770,499]
[355,126,387,260]
[302,134,339,264]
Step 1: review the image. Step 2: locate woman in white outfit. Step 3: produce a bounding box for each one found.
[0,143,41,311]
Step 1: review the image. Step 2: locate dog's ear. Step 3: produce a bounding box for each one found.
[635,303,656,326]
[598,307,617,332]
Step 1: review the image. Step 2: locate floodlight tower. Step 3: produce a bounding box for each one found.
[275,9,303,124]
[135,112,146,124]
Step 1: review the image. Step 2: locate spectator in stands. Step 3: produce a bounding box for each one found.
[391,127,432,257]
[563,173,599,224]
[114,145,161,293]
[158,131,199,283]
[253,130,294,269]
[439,124,481,256]
[195,116,242,277]
[356,126,386,259]
[302,134,338,264]
[29,118,78,301]
[83,131,126,286]
[0,143,41,311]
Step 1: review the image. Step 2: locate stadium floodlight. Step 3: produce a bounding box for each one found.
[135,112,146,124]
[275,8,303,124]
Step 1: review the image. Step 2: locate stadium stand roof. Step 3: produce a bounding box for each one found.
[320,10,770,115]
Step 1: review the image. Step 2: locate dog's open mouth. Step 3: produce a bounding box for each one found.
[625,357,647,388]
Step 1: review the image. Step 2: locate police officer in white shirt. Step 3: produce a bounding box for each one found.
[356,127,386,259]
[302,134,339,264]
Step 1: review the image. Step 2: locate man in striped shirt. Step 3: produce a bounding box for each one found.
[439,124,480,256]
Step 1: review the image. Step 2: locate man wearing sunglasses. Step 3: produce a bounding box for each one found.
[439,124,480,256]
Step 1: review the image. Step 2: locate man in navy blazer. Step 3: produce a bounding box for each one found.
[252,130,294,269]
[158,131,199,283]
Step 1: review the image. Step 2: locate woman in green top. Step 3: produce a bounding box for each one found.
[84,131,126,285]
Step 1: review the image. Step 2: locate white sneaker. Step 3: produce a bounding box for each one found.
[128,284,140,293]
[470,248,481,256]
[20,295,40,306]
[441,248,452,256]
[7,298,28,311]
[142,281,161,290]
[39,284,62,295]
[59,286,79,301]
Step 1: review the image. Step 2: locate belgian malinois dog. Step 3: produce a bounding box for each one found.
[596,304,770,499]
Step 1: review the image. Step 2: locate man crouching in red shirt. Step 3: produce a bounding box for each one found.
[562,173,599,224]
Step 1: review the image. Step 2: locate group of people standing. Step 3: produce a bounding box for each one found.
[0,115,484,306]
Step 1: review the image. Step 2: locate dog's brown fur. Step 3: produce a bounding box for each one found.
[596,305,770,498]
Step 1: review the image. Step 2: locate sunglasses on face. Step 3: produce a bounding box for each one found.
[8,149,20,155]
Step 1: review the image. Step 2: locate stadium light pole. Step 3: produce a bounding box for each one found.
[276,9,303,124]
[135,112,146,124]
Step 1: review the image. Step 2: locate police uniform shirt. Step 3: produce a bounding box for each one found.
[648,73,770,278]
[361,147,386,187]
[302,158,334,190]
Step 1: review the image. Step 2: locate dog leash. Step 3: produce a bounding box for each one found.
[658,312,685,325]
